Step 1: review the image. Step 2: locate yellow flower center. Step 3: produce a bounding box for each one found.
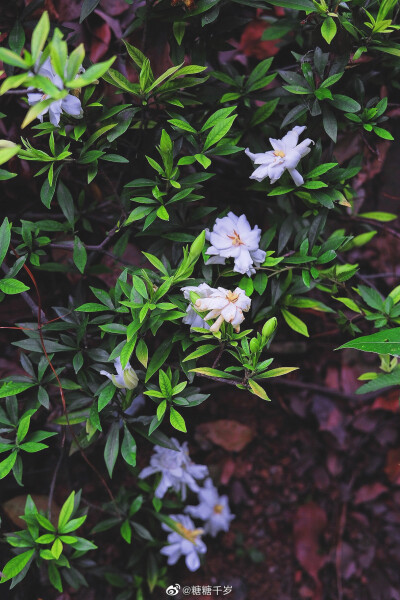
[274,150,285,158]
[227,230,244,246]
[176,523,204,544]
[226,290,239,303]
[213,504,224,514]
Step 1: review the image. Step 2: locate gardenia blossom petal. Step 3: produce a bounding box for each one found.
[245,125,313,186]
[195,286,251,333]
[185,478,235,537]
[26,56,83,127]
[138,438,208,500]
[181,283,213,329]
[161,514,207,571]
[100,357,139,390]
[205,212,266,276]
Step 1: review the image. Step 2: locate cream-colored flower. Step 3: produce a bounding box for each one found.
[181,283,213,329]
[205,212,266,276]
[245,125,313,186]
[195,286,251,332]
[100,357,138,390]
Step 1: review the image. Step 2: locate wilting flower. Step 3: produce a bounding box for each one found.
[181,283,213,329]
[245,125,313,186]
[100,357,139,390]
[139,439,208,500]
[27,57,83,126]
[161,514,207,572]
[194,286,251,333]
[185,478,235,537]
[205,212,266,276]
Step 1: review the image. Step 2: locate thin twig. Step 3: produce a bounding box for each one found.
[212,343,225,369]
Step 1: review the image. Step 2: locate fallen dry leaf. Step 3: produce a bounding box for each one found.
[293,502,327,600]
[3,495,60,529]
[385,448,400,485]
[354,482,388,505]
[197,420,255,452]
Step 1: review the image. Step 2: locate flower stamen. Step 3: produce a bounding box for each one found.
[213,504,224,514]
[226,290,239,303]
[176,523,204,544]
[227,229,244,246]
[273,150,285,158]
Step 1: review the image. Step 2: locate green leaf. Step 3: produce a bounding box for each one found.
[183,344,217,362]
[120,520,132,544]
[334,297,362,313]
[0,549,34,583]
[373,127,394,140]
[190,367,240,380]
[0,217,11,266]
[48,562,62,592]
[132,275,148,299]
[203,115,236,151]
[156,205,169,221]
[67,58,115,87]
[0,278,29,294]
[157,400,167,421]
[321,16,337,44]
[59,516,86,533]
[358,211,397,222]
[337,328,400,356]
[76,302,110,312]
[121,425,136,467]
[145,340,174,383]
[248,379,270,400]
[169,407,187,432]
[281,308,309,337]
[0,48,28,69]
[0,452,17,479]
[306,163,337,178]
[16,414,31,444]
[123,41,146,69]
[58,491,75,530]
[256,367,299,378]
[330,95,361,112]
[31,11,50,62]
[322,105,337,142]
[159,370,172,397]
[136,339,148,368]
[80,0,101,22]
[98,382,116,412]
[104,422,119,478]
[73,237,87,274]
[0,381,35,398]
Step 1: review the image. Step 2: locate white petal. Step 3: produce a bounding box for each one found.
[186,551,201,572]
[288,168,304,186]
[233,248,253,275]
[61,94,82,117]
[221,303,237,323]
[48,101,62,126]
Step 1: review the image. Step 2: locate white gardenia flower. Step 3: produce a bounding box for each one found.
[139,438,208,500]
[195,286,251,333]
[27,57,83,126]
[161,514,207,572]
[205,212,266,276]
[245,125,313,186]
[181,283,214,329]
[100,357,139,390]
[185,478,235,537]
